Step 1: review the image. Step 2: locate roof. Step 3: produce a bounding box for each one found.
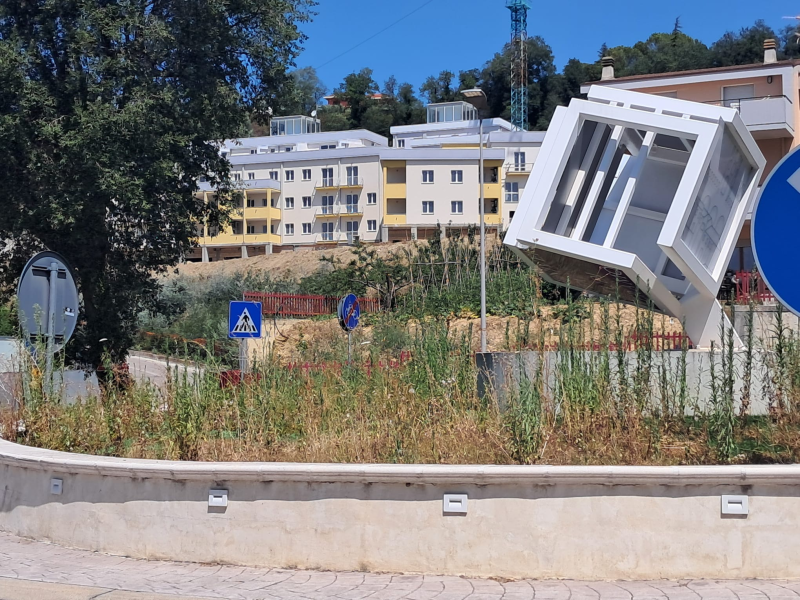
[585,59,799,86]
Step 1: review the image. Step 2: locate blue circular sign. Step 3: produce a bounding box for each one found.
[753,146,800,317]
[337,294,361,332]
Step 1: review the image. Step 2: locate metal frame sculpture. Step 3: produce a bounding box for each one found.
[505,86,766,348]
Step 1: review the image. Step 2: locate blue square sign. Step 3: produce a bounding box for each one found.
[228,301,262,338]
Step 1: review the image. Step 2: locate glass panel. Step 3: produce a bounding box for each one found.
[680,129,755,271]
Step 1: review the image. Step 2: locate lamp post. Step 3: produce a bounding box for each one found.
[462,88,489,353]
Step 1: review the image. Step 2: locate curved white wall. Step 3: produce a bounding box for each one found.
[2,439,800,579]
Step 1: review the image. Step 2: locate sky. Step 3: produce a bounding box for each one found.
[295,0,797,94]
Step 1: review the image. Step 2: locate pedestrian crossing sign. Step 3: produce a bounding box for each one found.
[228,301,262,338]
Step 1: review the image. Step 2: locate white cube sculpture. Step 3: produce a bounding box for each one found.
[505,86,765,349]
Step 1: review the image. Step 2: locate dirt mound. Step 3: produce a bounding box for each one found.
[170,242,413,281]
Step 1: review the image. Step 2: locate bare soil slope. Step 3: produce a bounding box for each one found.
[170,242,412,281]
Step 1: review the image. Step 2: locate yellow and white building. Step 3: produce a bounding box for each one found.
[192,105,544,260]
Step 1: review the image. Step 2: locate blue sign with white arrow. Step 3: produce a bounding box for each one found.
[337,294,361,333]
[229,301,262,338]
[752,146,800,317]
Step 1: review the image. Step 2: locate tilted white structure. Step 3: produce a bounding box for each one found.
[505,86,766,348]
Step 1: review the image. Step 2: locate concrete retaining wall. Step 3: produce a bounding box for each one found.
[2,440,800,579]
[478,349,777,414]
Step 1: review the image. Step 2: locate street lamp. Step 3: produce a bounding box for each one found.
[462,88,489,353]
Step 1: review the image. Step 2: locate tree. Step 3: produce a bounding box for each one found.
[420,70,458,104]
[0,0,314,368]
[291,66,328,115]
[711,20,778,67]
[334,68,379,129]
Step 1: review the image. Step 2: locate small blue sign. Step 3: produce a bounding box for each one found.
[337,294,361,333]
[229,301,262,338]
[753,146,800,317]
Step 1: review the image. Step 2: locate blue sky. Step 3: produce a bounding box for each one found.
[296,0,796,94]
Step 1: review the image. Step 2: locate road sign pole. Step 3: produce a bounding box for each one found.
[45,262,58,396]
[348,331,352,365]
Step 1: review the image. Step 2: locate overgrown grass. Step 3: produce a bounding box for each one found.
[7,296,800,465]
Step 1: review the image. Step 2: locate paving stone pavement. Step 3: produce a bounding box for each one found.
[2,532,800,600]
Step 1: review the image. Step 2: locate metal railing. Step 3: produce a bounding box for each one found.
[703,95,793,109]
[505,163,533,173]
[342,176,364,187]
[243,292,381,317]
[733,271,775,305]
[315,178,338,189]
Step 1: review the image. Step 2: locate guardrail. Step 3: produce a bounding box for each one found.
[243,292,381,316]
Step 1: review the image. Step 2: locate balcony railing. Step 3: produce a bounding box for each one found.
[315,178,338,189]
[340,204,363,216]
[506,163,533,174]
[316,232,339,243]
[703,95,794,135]
[342,176,364,187]
[315,206,338,217]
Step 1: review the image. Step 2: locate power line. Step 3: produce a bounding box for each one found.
[315,0,438,70]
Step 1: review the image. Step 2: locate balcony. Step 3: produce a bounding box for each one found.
[340,204,363,216]
[244,232,281,244]
[198,178,281,193]
[341,176,364,188]
[315,206,339,218]
[506,163,533,175]
[244,206,281,220]
[315,178,339,190]
[705,96,794,139]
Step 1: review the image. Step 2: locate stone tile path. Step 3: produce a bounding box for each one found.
[2,532,800,600]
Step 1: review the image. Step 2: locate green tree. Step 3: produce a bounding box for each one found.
[711,20,778,67]
[0,0,314,368]
[334,68,379,129]
[420,70,459,104]
[290,66,328,115]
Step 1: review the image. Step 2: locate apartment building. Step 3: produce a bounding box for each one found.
[581,40,800,274]
[192,105,544,260]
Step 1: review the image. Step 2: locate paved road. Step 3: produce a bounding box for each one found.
[126,353,203,390]
[2,533,800,600]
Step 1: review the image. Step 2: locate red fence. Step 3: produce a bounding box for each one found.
[734,271,775,305]
[243,292,381,317]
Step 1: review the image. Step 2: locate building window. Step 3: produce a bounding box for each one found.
[285,197,295,209]
[509,211,516,221]
[322,195,335,215]
[247,198,255,208]
[451,170,463,183]
[285,170,294,182]
[513,152,526,171]
[345,194,359,214]
[233,172,241,181]
[302,223,312,234]
[269,171,278,180]
[346,166,359,186]
[250,149,256,155]
[451,201,463,215]
[271,223,278,234]
[302,196,312,208]
[505,182,519,203]
[396,138,405,148]
[322,167,334,187]
[321,144,336,150]
[367,192,377,205]
[367,219,377,232]
[285,223,294,235]
[302,169,311,181]
[322,222,334,241]
[422,170,434,183]
[246,225,255,234]
[248,172,255,180]
[422,201,434,214]
[262,225,268,233]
